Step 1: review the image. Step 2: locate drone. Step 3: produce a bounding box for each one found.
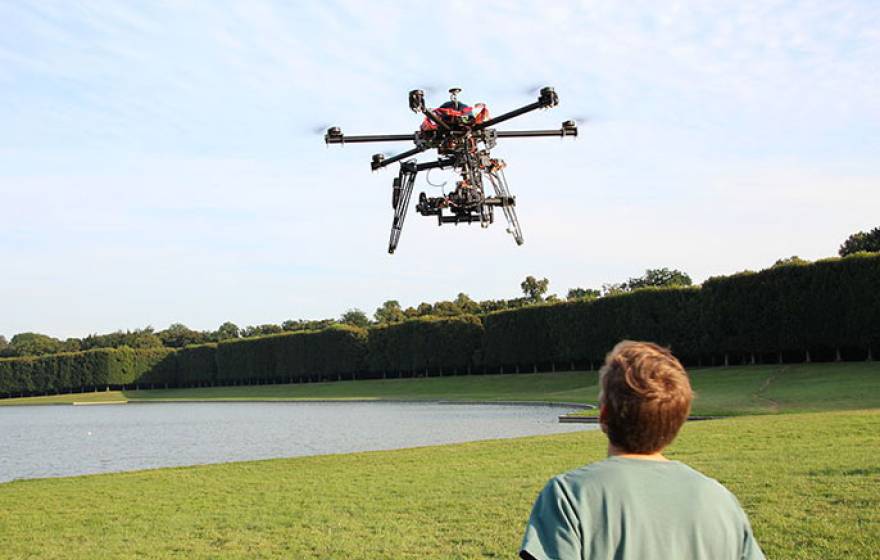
[325,86,577,254]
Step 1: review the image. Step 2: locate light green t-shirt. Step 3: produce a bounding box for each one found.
[520,457,765,560]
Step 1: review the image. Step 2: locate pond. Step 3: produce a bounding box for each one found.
[0,402,595,482]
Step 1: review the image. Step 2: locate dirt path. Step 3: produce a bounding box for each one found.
[752,368,783,412]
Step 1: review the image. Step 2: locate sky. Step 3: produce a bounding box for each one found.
[1,1,878,339]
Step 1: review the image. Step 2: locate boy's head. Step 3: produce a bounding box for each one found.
[598,340,693,454]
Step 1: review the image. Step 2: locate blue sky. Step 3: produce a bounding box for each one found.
[1,1,878,339]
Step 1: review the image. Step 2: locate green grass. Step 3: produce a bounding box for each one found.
[0,390,129,405]
[3,362,879,416]
[0,409,876,559]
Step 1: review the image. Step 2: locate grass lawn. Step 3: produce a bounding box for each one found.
[3,361,879,416]
[0,409,877,559]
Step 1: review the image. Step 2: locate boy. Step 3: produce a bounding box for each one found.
[520,341,764,560]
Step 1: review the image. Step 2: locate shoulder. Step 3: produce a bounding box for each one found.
[552,460,611,491]
[672,462,750,513]
[545,458,635,503]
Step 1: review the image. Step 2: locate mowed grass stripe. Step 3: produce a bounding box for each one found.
[3,362,879,416]
[0,410,877,559]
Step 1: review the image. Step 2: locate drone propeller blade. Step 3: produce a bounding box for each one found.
[309,123,334,135]
[520,83,551,96]
[422,85,444,96]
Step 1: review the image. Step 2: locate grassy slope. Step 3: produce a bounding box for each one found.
[2,362,879,416]
[0,410,876,559]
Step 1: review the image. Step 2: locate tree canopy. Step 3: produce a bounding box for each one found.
[158,324,207,348]
[6,332,63,356]
[521,276,550,302]
[773,256,810,267]
[627,268,693,290]
[374,300,405,324]
[839,226,880,257]
[567,287,601,300]
[340,309,371,329]
[214,322,241,341]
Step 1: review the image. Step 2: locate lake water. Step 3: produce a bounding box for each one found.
[0,402,595,482]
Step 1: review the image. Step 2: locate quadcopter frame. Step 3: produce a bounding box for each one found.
[325,86,577,254]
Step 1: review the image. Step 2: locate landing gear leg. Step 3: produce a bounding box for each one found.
[485,166,524,246]
[389,161,417,254]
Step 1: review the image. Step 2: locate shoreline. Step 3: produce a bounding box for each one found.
[3,397,596,410]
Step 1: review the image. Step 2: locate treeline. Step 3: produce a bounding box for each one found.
[4,225,878,360]
[0,326,368,396]
[0,320,342,358]
[2,253,878,397]
[0,267,693,359]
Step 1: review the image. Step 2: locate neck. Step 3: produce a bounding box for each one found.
[607,443,669,461]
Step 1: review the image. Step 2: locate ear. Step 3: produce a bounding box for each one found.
[598,404,607,434]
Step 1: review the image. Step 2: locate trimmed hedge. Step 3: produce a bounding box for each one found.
[482,287,702,370]
[0,347,177,395]
[216,325,368,383]
[177,344,218,385]
[700,254,880,363]
[2,253,879,397]
[367,315,483,374]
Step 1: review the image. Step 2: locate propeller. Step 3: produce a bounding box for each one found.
[422,84,444,97]
[309,123,334,136]
[520,84,552,96]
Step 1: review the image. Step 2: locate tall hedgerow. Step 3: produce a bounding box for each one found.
[216,325,368,382]
[1,253,878,397]
[176,343,218,385]
[367,316,483,374]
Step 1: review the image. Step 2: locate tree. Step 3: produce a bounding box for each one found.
[454,293,481,315]
[839,226,880,256]
[374,300,405,324]
[478,299,509,313]
[242,324,283,338]
[402,306,420,319]
[127,328,163,348]
[416,302,434,316]
[8,332,62,356]
[601,283,628,297]
[432,300,463,317]
[79,328,162,350]
[281,319,304,332]
[520,276,550,302]
[158,323,207,348]
[772,256,810,268]
[303,319,335,331]
[215,321,241,341]
[340,308,371,328]
[61,338,82,352]
[0,335,9,357]
[627,268,693,290]
[567,287,601,301]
